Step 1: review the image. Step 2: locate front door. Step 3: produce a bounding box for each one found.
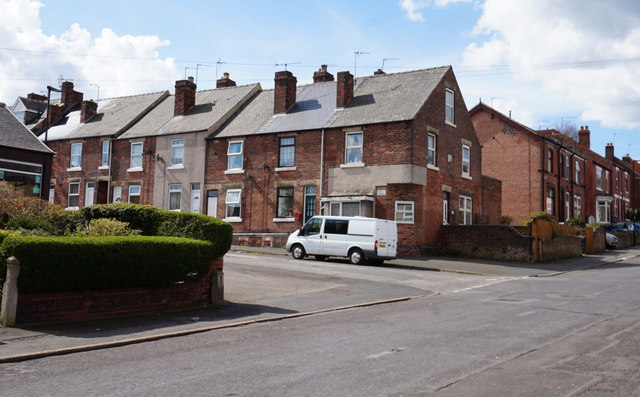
[207,190,218,218]
[85,182,95,207]
[304,186,317,223]
[191,183,201,213]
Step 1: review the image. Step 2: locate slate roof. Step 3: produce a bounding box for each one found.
[65,91,170,139]
[119,84,261,139]
[213,66,450,139]
[0,103,53,154]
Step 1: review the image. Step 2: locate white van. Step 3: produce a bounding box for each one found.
[286,216,397,265]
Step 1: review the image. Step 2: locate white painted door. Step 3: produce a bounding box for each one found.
[191,183,201,213]
[85,182,95,206]
[113,186,122,203]
[207,190,218,218]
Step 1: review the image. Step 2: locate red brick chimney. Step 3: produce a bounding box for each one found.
[373,69,386,76]
[313,64,334,83]
[578,126,590,150]
[274,71,297,114]
[60,81,83,110]
[47,104,63,125]
[174,77,197,116]
[80,100,98,123]
[605,142,614,160]
[27,93,47,101]
[336,71,354,108]
[216,72,236,88]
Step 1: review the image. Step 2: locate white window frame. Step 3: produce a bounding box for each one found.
[168,184,181,211]
[565,191,571,221]
[395,201,414,224]
[605,170,610,193]
[573,194,582,219]
[596,199,611,223]
[226,141,244,172]
[462,144,470,177]
[170,139,184,167]
[547,149,553,172]
[70,142,82,169]
[445,88,455,125]
[575,161,580,184]
[458,195,472,225]
[596,166,603,191]
[625,172,629,192]
[128,185,141,204]
[101,140,109,168]
[345,131,363,165]
[225,188,242,221]
[129,142,143,171]
[67,182,80,209]
[427,133,437,167]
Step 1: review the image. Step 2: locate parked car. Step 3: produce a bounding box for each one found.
[605,232,618,249]
[606,221,640,232]
[286,216,397,265]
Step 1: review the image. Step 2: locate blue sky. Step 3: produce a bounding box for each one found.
[2,0,640,160]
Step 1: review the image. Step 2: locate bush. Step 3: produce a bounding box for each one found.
[81,203,163,235]
[1,235,216,294]
[158,211,233,258]
[0,187,65,229]
[565,218,586,228]
[74,218,140,237]
[7,216,56,235]
[522,211,553,227]
[499,215,513,225]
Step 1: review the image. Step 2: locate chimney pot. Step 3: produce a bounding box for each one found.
[313,64,334,83]
[216,72,236,88]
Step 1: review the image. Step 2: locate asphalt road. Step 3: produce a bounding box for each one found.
[1,253,639,396]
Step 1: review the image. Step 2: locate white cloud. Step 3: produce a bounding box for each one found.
[0,0,178,104]
[461,0,640,130]
[399,0,472,22]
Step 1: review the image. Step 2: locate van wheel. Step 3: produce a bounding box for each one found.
[348,248,365,265]
[314,255,327,261]
[291,244,306,260]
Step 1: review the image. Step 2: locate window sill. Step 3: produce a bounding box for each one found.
[275,166,296,172]
[340,162,365,169]
[65,206,79,211]
[223,217,243,223]
[427,164,439,172]
[67,167,82,172]
[127,167,143,173]
[98,165,109,170]
[273,217,295,222]
[445,121,457,128]
[396,221,414,224]
[224,169,245,175]
[168,165,185,170]
[461,174,472,180]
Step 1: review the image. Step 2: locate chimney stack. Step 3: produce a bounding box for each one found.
[274,70,297,114]
[605,142,614,160]
[373,68,386,76]
[216,72,237,88]
[27,93,47,101]
[313,64,334,83]
[174,77,197,116]
[80,100,98,123]
[336,71,354,108]
[60,81,83,110]
[578,126,590,150]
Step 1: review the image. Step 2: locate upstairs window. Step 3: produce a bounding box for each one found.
[345,132,363,164]
[445,89,455,125]
[616,169,620,189]
[171,139,184,166]
[427,133,436,167]
[625,172,629,192]
[565,155,571,179]
[279,137,295,167]
[547,149,553,172]
[462,144,470,177]
[70,143,82,168]
[575,161,581,184]
[130,142,143,169]
[605,170,610,193]
[227,141,243,170]
[596,166,603,191]
[101,141,109,167]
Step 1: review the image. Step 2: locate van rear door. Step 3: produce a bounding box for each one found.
[375,220,397,258]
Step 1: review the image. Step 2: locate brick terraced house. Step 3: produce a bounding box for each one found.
[206,66,501,254]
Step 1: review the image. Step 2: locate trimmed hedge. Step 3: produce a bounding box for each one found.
[1,235,216,294]
[80,204,232,258]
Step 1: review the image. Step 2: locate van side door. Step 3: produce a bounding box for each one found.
[299,217,323,255]
[322,219,349,256]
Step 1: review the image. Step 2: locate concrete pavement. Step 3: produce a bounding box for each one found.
[1,246,638,363]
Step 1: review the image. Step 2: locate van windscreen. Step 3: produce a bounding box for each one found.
[324,219,349,234]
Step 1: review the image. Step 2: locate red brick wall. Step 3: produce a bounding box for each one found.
[15,258,223,325]
[110,137,156,205]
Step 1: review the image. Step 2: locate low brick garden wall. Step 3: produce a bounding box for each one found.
[13,258,223,326]
[441,225,533,262]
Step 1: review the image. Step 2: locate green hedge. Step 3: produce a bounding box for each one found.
[1,235,216,294]
[80,204,232,258]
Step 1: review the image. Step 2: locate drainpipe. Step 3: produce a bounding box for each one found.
[320,128,325,213]
[107,138,113,203]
